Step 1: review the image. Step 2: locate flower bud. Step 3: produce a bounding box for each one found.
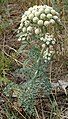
[46,41,50,45]
[40,37,44,41]
[56,12,59,16]
[42,44,45,48]
[27,26,32,32]
[40,13,46,19]
[45,60,48,63]
[45,8,50,14]
[33,17,39,23]
[38,20,43,26]
[35,28,40,34]
[50,50,53,54]
[22,27,27,33]
[29,13,34,20]
[22,37,25,40]
[39,8,44,13]
[33,5,38,9]
[44,21,49,26]
[18,37,21,41]
[48,53,51,56]
[25,20,30,27]
[53,16,58,20]
[51,9,56,15]
[52,40,55,45]
[28,7,33,11]
[47,14,52,19]
[21,17,27,22]
[50,19,55,24]
[35,12,40,17]
[24,11,31,16]
[48,57,51,61]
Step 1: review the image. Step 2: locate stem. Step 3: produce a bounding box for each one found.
[32,47,44,81]
[49,61,52,83]
[2,33,5,77]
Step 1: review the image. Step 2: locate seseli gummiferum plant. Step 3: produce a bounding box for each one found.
[4,5,61,117]
[16,5,61,115]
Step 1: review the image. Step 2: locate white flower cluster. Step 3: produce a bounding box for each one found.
[40,33,56,46]
[43,47,55,63]
[41,33,56,62]
[17,5,60,41]
[43,48,54,62]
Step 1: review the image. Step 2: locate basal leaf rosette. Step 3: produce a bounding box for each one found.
[17,5,60,41]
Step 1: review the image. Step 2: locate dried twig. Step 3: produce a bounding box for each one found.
[1,50,23,66]
[34,107,40,119]
[1,93,27,119]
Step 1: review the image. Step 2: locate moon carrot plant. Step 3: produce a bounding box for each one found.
[4,4,62,118]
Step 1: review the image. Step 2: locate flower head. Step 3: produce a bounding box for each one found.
[18,5,60,43]
[38,20,43,26]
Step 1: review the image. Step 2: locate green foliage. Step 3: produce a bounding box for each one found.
[0,21,9,33]
[63,0,68,11]
[19,77,51,115]
[29,46,40,61]
[0,76,11,85]
[0,0,13,34]
[3,77,52,115]
[0,52,13,85]
[15,4,61,115]
[51,0,60,12]
[0,52,13,75]
[1,2,63,115]
[51,0,68,12]
[0,0,8,4]
[3,44,52,115]
[0,96,20,119]
[3,82,20,96]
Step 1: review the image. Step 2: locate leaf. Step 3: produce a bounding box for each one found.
[18,44,27,53]
[0,76,11,83]
[29,46,40,61]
